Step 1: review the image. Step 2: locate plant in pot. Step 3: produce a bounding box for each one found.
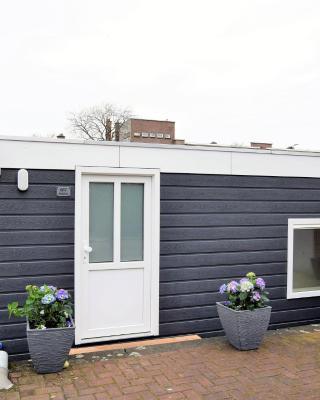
[8,284,74,373]
[217,272,271,350]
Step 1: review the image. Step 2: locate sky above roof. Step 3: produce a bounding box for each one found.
[1,1,320,149]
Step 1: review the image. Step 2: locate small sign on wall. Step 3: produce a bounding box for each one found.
[56,186,72,197]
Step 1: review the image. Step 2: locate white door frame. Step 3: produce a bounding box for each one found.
[74,166,160,345]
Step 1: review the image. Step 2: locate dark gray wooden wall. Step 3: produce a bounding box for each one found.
[0,169,75,359]
[159,173,320,337]
[2,169,320,359]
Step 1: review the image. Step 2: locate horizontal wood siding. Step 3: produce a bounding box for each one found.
[0,169,74,359]
[159,173,320,337]
[3,169,320,357]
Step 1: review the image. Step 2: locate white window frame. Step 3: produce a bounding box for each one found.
[287,218,320,299]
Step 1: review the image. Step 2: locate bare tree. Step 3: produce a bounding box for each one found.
[69,103,132,141]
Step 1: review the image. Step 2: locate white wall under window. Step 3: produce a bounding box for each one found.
[287,219,320,298]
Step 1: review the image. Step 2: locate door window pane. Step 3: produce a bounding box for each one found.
[293,228,320,292]
[89,183,114,263]
[121,183,144,261]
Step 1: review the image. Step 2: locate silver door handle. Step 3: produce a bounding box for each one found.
[84,246,93,253]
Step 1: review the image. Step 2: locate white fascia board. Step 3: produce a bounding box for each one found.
[3,135,320,157]
[119,145,232,174]
[0,139,119,170]
[2,135,320,177]
[231,151,320,178]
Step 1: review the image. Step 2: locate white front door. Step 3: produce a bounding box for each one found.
[75,167,160,344]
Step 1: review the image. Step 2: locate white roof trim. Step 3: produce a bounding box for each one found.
[1,134,320,177]
[1,134,320,156]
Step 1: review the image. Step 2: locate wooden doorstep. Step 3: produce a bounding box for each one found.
[69,335,201,355]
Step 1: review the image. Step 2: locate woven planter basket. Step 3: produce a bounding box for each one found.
[217,302,271,350]
[27,319,75,374]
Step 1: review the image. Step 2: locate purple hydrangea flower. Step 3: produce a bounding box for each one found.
[66,320,73,327]
[56,289,69,301]
[252,291,261,302]
[227,281,239,293]
[41,294,56,305]
[219,284,227,294]
[240,277,249,284]
[256,278,266,289]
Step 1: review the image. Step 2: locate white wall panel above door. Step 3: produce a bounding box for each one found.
[119,146,232,174]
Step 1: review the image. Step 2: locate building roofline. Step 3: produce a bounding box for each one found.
[0,134,320,157]
[2,134,320,177]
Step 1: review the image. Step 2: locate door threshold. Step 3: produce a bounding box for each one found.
[69,334,201,355]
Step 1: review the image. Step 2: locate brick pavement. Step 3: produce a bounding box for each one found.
[1,325,320,400]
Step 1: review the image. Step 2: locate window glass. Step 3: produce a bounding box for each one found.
[121,183,144,261]
[293,228,320,292]
[89,183,114,263]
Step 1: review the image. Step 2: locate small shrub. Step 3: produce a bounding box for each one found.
[219,272,269,311]
[8,284,73,329]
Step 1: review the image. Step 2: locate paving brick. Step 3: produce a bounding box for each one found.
[94,393,111,400]
[3,326,320,400]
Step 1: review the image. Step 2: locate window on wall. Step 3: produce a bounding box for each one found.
[287,219,320,298]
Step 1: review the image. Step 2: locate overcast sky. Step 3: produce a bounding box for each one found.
[1,1,320,149]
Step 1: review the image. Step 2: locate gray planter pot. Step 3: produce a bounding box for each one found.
[217,302,271,350]
[27,319,75,374]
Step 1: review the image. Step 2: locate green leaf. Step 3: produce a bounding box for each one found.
[239,292,248,301]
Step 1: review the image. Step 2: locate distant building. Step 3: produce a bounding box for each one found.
[120,118,185,145]
[250,142,272,150]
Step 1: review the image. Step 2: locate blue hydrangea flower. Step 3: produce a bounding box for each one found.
[227,281,239,293]
[41,294,56,305]
[219,284,227,294]
[256,278,266,290]
[56,289,69,301]
[40,285,57,293]
[252,291,261,301]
